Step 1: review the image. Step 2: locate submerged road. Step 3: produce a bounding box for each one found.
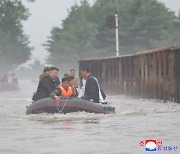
[0,80,179,154]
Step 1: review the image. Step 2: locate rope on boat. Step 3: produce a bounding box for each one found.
[56,97,69,114]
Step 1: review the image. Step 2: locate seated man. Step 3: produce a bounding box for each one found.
[32,67,59,102]
[51,77,77,103]
[80,67,100,103]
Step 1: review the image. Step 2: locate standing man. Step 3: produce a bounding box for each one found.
[70,69,79,88]
[32,67,59,102]
[80,67,99,103]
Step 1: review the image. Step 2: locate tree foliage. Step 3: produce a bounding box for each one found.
[45,0,180,65]
[0,0,32,72]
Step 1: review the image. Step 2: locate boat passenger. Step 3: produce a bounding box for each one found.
[78,78,86,98]
[69,69,80,88]
[51,77,77,103]
[80,67,100,103]
[68,76,78,96]
[32,67,59,102]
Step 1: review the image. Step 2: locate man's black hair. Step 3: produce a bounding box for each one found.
[62,77,70,83]
[67,76,74,81]
[64,73,69,77]
[49,66,59,71]
[81,67,90,73]
[43,67,50,73]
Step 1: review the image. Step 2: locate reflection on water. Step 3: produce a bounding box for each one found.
[0,80,180,154]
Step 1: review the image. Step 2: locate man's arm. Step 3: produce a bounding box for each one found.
[50,88,62,103]
[71,86,78,96]
[50,87,62,98]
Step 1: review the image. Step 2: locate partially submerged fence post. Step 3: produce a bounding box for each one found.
[79,46,180,103]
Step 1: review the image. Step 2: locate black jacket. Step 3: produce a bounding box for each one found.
[32,75,56,102]
[81,75,99,103]
[54,77,60,87]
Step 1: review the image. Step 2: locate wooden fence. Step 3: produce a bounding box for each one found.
[79,46,180,103]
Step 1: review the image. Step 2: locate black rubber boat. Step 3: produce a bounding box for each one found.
[26,97,115,114]
[0,83,20,92]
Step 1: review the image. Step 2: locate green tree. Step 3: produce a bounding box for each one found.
[0,0,32,73]
[44,1,98,65]
[45,0,180,65]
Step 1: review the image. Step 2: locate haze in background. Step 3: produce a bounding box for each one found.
[23,0,180,64]
[22,0,94,64]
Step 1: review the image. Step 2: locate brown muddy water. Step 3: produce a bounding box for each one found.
[0,80,179,154]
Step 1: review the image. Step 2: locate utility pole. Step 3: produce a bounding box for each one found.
[115,12,119,56]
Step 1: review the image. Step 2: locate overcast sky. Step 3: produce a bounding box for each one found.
[22,0,180,64]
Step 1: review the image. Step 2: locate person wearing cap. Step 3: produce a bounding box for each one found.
[32,67,59,102]
[39,67,50,80]
[69,69,80,88]
[50,77,77,103]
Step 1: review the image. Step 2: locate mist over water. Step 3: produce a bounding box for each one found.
[0,80,179,154]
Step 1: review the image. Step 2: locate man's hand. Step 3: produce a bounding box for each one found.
[55,96,61,103]
[89,99,94,102]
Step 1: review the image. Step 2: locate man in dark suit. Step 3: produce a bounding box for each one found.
[80,67,99,103]
[32,67,59,102]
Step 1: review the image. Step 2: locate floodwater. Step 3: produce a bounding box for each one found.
[0,80,180,154]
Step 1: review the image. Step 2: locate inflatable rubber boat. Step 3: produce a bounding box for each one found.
[26,97,115,114]
[0,83,20,91]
